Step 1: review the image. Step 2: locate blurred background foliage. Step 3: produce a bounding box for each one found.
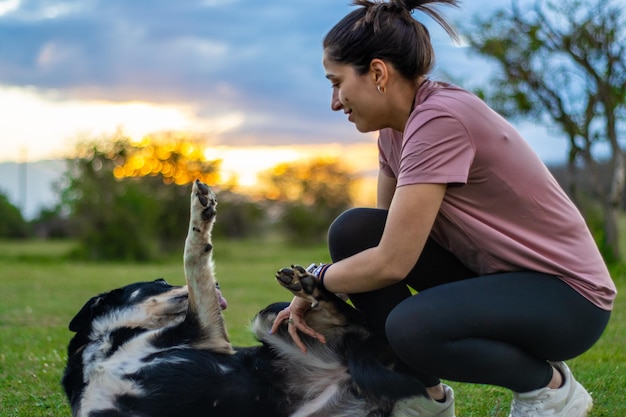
[0,131,355,261]
[0,129,625,263]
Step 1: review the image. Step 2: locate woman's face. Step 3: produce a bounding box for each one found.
[323,50,385,133]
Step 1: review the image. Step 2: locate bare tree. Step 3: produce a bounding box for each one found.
[464,0,626,260]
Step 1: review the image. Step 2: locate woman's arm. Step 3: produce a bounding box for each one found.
[270,182,446,352]
[377,170,397,209]
[322,182,446,293]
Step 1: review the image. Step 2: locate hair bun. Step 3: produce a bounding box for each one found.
[388,0,409,11]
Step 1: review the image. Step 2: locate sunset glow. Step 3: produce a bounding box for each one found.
[210,146,302,187]
[0,84,379,197]
[0,86,242,162]
[208,143,379,205]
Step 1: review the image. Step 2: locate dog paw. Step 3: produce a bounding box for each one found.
[189,180,217,239]
[275,265,322,305]
[193,180,217,220]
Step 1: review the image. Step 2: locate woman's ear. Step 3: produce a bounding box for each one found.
[370,58,389,87]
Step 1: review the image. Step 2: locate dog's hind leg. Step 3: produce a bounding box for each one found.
[184,180,234,354]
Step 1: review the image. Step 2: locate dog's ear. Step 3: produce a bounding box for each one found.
[68,289,123,332]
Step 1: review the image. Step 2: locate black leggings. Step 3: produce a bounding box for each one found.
[328,208,611,392]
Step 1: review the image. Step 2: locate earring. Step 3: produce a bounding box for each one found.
[377,85,386,95]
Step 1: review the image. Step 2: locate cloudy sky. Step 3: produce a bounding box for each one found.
[0,0,570,169]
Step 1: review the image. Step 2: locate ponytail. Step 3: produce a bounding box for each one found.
[401,0,460,42]
[324,0,460,79]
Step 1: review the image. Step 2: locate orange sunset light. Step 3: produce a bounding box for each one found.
[109,135,378,205]
[213,143,378,201]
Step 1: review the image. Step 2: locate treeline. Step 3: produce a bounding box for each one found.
[2,134,624,264]
[0,133,356,261]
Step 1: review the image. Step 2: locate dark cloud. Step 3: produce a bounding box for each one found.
[0,0,357,145]
[0,0,340,96]
[1,0,548,149]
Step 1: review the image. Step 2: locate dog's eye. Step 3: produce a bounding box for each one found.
[155,279,169,286]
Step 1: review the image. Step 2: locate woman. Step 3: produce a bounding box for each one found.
[270,1,616,416]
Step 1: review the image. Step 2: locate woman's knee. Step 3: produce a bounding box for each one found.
[385,297,439,358]
[328,208,387,261]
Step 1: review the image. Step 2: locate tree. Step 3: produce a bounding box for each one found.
[210,190,267,239]
[464,0,626,261]
[260,157,356,242]
[112,132,223,252]
[31,205,75,239]
[60,132,221,260]
[0,191,30,238]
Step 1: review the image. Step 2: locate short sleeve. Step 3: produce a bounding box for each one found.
[398,112,475,187]
[378,130,397,178]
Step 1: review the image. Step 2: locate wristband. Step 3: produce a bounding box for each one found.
[311,263,332,289]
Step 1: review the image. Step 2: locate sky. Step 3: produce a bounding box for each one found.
[0,0,573,166]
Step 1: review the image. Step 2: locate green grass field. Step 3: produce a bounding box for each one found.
[0,238,623,417]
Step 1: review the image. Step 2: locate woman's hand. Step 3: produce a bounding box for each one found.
[269,296,326,353]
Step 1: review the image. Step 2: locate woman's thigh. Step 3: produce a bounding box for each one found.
[387,271,610,364]
[385,272,610,390]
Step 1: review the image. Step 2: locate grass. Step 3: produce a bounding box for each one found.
[0,238,623,416]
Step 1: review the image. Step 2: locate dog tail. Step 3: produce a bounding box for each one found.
[348,337,428,400]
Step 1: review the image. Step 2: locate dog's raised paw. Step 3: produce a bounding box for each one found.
[192,180,217,222]
[193,180,214,204]
[275,266,321,303]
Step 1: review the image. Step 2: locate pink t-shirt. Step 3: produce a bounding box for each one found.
[379,80,616,310]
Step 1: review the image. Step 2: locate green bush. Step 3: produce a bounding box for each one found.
[0,192,30,238]
[280,202,340,244]
[212,191,267,238]
[70,181,160,261]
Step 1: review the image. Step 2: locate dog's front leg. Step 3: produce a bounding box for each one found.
[184,180,234,354]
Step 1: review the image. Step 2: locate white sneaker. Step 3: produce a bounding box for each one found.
[392,384,455,417]
[509,362,593,417]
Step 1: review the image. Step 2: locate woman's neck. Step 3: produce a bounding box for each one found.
[389,76,426,132]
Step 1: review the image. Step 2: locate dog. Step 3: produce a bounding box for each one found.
[62,180,427,417]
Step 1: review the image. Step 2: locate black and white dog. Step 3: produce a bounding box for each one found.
[62,180,427,417]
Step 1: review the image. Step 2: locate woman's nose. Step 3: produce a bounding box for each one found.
[331,89,342,111]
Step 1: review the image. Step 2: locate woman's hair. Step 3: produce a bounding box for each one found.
[323,0,459,80]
